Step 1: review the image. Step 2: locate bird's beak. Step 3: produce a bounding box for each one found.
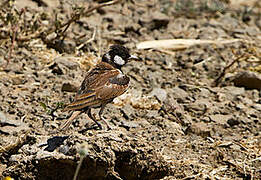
[128,55,141,61]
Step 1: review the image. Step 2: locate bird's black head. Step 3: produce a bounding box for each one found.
[102,44,139,69]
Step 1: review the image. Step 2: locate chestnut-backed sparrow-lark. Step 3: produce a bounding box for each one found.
[58,45,140,132]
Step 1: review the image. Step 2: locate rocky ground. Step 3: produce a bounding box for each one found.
[0,0,261,179]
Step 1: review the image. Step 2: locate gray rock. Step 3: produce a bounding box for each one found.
[139,12,169,30]
[149,88,167,102]
[58,145,70,155]
[54,56,79,70]
[0,112,23,127]
[61,83,78,92]
[172,87,189,101]
[209,114,233,125]
[0,124,29,135]
[223,86,245,101]
[185,122,212,138]
[0,112,8,124]
[227,118,240,127]
[120,120,139,130]
[199,88,211,98]
[9,154,23,162]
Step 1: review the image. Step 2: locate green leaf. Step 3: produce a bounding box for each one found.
[39,102,47,111]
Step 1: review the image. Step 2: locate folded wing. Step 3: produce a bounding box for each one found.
[63,64,129,111]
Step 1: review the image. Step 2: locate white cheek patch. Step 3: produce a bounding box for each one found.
[114,55,125,65]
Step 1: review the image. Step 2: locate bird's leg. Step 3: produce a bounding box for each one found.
[87,108,102,129]
[98,104,111,130]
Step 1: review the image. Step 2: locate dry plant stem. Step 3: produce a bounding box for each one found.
[98,28,102,58]
[76,26,97,50]
[4,0,121,43]
[136,39,243,50]
[60,0,122,37]
[154,48,176,56]
[73,155,85,180]
[5,24,19,66]
[213,52,249,87]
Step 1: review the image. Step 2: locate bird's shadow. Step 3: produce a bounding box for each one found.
[39,136,69,152]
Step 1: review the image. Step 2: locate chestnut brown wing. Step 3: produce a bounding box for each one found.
[96,74,130,100]
[63,65,129,111]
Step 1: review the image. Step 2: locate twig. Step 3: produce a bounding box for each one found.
[136,39,244,50]
[59,0,122,38]
[153,48,176,56]
[73,144,89,180]
[213,50,250,87]
[98,27,102,59]
[5,24,19,66]
[1,0,122,44]
[73,155,85,180]
[76,26,97,50]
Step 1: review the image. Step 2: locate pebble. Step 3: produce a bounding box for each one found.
[233,71,261,90]
[149,88,167,102]
[61,83,78,92]
[185,122,212,138]
[54,56,79,70]
[172,87,189,101]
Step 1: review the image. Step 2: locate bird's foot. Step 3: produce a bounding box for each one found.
[90,120,102,130]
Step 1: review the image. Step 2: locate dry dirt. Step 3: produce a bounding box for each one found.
[0,0,261,179]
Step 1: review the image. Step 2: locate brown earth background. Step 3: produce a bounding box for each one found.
[0,0,261,179]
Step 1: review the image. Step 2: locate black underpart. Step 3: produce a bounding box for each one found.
[109,75,130,86]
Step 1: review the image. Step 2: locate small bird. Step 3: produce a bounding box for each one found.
[58,45,140,132]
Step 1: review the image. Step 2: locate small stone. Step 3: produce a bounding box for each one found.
[0,112,22,127]
[12,76,25,85]
[230,144,242,151]
[164,120,184,135]
[185,122,212,138]
[58,145,70,155]
[149,88,167,102]
[227,118,240,127]
[46,32,57,41]
[0,164,7,176]
[172,87,189,101]
[252,104,261,111]
[54,56,79,70]
[224,86,245,99]
[121,120,139,130]
[0,124,29,135]
[61,83,78,92]
[233,71,261,90]
[185,101,207,113]
[44,136,69,152]
[235,103,246,110]
[9,154,23,162]
[209,114,233,125]
[199,88,211,98]
[139,12,169,30]
[151,12,169,29]
[0,112,8,124]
